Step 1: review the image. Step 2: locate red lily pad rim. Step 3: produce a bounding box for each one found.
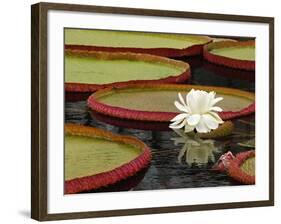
[65,50,191,93]
[88,83,255,122]
[90,110,171,132]
[203,40,255,71]
[91,110,235,136]
[65,35,212,58]
[227,150,255,184]
[65,124,151,194]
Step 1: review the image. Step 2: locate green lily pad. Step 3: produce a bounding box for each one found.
[65,28,210,50]
[65,135,142,181]
[65,51,190,92]
[89,84,255,121]
[64,124,151,194]
[98,89,252,112]
[210,46,255,61]
[65,54,185,85]
[203,41,255,71]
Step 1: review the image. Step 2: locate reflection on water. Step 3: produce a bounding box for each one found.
[172,130,220,167]
[65,55,255,191]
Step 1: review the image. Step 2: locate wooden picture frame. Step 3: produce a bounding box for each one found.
[31,2,274,221]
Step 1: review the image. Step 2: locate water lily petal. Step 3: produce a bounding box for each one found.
[195,118,211,133]
[171,113,189,122]
[207,91,216,108]
[202,114,219,130]
[174,101,189,113]
[187,89,199,113]
[211,106,223,112]
[169,119,187,129]
[185,90,192,111]
[178,93,187,107]
[210,97,223,106]
[194,91,207,113]
[170,118,184,126]
[208,91,216,99]
[187,114,201,126]
[170,118,184,127]
[208,111,224,124]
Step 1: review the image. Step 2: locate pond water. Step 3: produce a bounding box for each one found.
[65,55,255,193]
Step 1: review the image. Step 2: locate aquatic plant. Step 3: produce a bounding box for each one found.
[170,89,224,133]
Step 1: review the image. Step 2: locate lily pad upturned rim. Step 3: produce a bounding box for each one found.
[65,34,212,58]
[227,150,255,184]
[91,111,235,137]
[65,124,151,194]
[88,83,255,122]
[65,50,191,93]
[90,110,171,131]
[203,41,255,71]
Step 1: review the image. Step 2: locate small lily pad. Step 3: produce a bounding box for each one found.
[203,41,255,70]
[227,150,255,184]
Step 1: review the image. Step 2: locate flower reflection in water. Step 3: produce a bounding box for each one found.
[172,129,220,168]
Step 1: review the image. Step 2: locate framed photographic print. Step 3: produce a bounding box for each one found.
[31,2,274,221]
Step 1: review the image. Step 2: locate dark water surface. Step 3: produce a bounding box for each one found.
[65,56,255,192]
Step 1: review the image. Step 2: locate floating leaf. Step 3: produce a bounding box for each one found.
[88,84,255,122]
[203,40,255,70]
[65,28,211,57]
[65,50,190,92]
[65,124,151,194]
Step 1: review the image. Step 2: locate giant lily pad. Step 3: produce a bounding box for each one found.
[65,28,211,57]
[227,150,255,184]
[203,41,255,71]
[65,50,190,92]
[88,84,255,122]
[65,124,151,194]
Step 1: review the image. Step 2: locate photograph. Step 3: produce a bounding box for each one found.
[30,2,274,220]
[64,28,256,194]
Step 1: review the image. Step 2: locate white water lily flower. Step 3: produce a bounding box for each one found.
[169,89,224,133]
